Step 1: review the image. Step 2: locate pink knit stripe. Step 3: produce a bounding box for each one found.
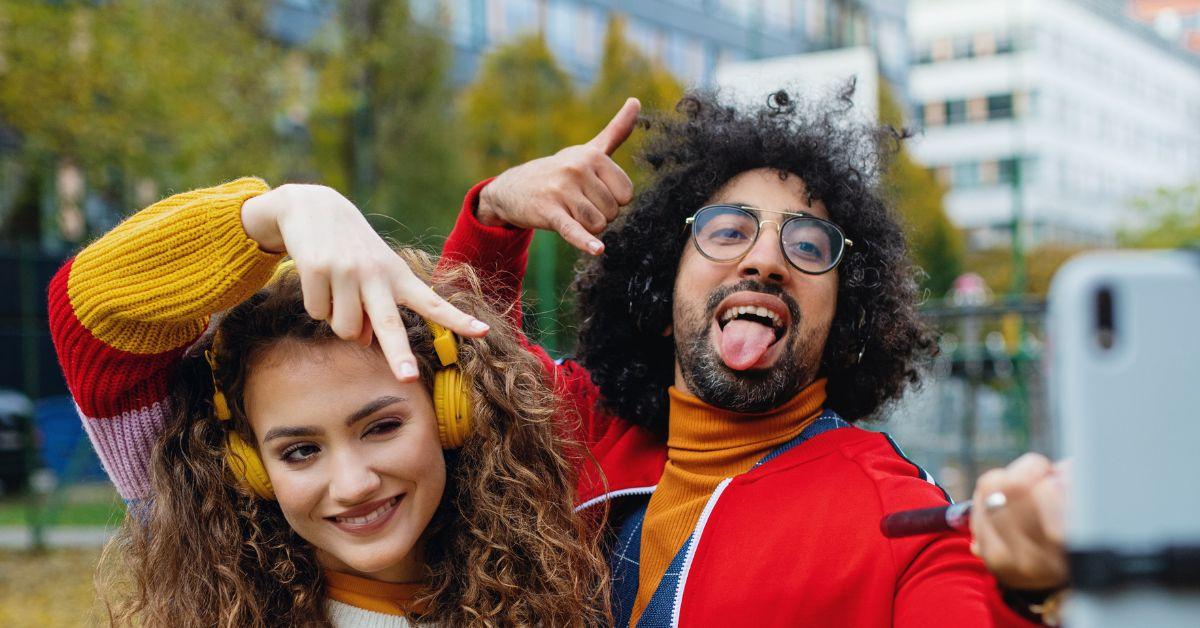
[78,401,167,501]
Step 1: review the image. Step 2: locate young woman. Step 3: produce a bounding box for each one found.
[48,178,609,626]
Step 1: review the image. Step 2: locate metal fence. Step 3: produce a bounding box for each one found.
[874,299,1052,502]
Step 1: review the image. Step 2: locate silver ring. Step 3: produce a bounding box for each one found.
[984,491,1007,511]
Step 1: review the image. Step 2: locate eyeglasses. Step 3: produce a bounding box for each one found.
[684,204,853,275]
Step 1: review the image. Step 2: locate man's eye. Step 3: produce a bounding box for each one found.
[281,444,319,463]
[788,241,826,260]
[710,228,750,241]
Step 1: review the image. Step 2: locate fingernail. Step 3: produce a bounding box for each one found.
[588,240,603,254]
[469,319,490,333]
[398,362,418,380]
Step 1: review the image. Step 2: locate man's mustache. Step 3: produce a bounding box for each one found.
[704,280,801,328]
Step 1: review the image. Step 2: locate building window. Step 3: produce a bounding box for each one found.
[995,32,1015,54]
[952,162,979,188]
[447,0,474,45]
[764,0,795,34]
[577,5,604,66]
[547,0,577,62]
[628,17,660,61]
[666,32,704,82]
[987,94,1014,120]
[946,100,967,125]
[717,0,753,26]
[998,158,1018,185]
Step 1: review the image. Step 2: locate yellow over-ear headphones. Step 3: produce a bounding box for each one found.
[204,271,473,500]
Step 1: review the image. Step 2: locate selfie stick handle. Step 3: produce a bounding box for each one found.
[881,501,973,538]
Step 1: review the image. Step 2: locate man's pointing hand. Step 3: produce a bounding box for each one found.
[476,97,641,255]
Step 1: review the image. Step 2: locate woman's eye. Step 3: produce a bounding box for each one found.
[281,444,319,463]
[366,418,404,438]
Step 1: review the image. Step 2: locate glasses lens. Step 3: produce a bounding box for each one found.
[692,206,757,261]
[781,218,843,273]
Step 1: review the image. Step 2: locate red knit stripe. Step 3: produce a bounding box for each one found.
[49,258,183,418]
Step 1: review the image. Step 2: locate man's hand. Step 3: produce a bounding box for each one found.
[477,97,641,255]
[241,183,491,383]
[970,453,1070,590]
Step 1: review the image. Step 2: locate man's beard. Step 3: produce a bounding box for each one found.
[674,281,820,413]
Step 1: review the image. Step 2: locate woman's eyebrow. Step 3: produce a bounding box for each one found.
[261,396,408,443]
[263,425,321,443]
[344,395,408,427]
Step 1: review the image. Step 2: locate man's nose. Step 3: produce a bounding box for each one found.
[737,222,789,284]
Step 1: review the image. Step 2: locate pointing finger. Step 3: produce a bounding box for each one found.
[392,273,491,339]
[361,279,419,382]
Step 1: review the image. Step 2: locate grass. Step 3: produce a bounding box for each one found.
[0,483,125,527]
[0,547,107,626]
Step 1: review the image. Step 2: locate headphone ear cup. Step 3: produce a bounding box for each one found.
[225,431,275,500]
[433,366,472,449]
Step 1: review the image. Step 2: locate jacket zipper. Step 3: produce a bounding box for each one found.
[671,477,733,627]
[574,485,657,513]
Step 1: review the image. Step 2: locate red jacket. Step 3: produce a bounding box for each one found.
[441,181,1036,627]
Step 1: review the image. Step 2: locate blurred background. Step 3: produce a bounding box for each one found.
[1,0,1198,623]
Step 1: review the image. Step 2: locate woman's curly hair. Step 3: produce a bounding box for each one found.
[574,86,937,437]
[100,250,610,627]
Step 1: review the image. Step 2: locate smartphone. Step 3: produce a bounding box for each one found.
[1048,250,1200,626]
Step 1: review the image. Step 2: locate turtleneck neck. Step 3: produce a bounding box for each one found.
[324,569,427,617]
[665,378,828,477]
[630,378,828,624]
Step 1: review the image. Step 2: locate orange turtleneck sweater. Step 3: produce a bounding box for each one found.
[629,379,828,624]
[324,569,427,618]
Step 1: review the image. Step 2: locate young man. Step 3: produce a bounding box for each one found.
[441,91,1063,626]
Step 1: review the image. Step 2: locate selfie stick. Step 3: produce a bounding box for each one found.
[881,501,972,538]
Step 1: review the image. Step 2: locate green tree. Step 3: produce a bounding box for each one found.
[0,0,285,242]
[878,84,965,298]
[584,16,682,184]
[460,34,582,351]
[307,0,466,241]
[461,34,580,177]
[460,26,685,352]
[1119,183,1200,248]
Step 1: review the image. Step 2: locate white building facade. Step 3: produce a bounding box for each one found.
[909,0,1200,247]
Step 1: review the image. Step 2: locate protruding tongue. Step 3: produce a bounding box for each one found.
[719,320,776,370]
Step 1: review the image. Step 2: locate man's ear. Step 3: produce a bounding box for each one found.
[662,324,673,337]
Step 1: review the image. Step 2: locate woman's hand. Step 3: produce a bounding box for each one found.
[970,453,1070,590]
[476,97,640,255]
[241,183,490,382]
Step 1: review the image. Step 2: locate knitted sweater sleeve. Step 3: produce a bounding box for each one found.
[47,178,282,503]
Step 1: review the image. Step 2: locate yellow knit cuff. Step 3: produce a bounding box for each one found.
[68,177,283,355]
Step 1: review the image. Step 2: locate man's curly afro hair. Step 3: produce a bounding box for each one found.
[573,86,937,438]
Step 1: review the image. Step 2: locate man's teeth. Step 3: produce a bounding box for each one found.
[335,497,398,525]
[719,305,781,327]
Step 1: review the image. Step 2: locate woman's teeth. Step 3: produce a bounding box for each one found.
[335,496,399,525]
